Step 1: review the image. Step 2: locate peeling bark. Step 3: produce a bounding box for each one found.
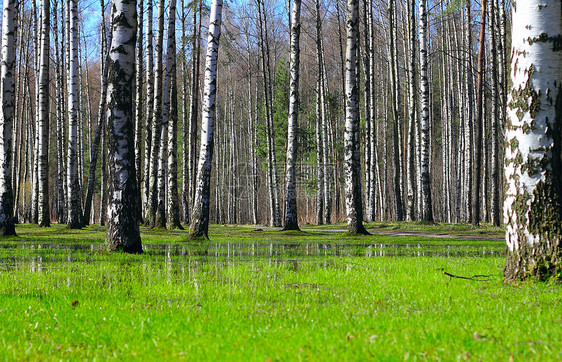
[504,0,562,281]
[105,0,142,253]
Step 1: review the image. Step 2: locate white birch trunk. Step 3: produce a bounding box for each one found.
[314,0,324,226]
[419,0,433,223]
[54,0,66,223]
[105,0,142,253]
[66,0,83,228]
[181,0,189,224]
[142,0,154,219]
[0,0,18,235]
[283,0,301,231]
[189,0,223,239]
[134,0,143,202]
[406,0,416,221]
[504,0,562,281]
[343,0,368,234]
[489,0,501,226]
[165,0,183,230]
[37,0,50,227]
[155,0,178,229]
[148,0,165,227]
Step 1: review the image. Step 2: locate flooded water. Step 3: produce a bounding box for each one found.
[0,241,506,293]
[0,241,505,268]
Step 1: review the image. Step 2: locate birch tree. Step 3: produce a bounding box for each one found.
[135,0,144,197]
[472,0,486,226]
[405,0,416,221]
[66,0,83,228]
[147,0,165,227]
[343,0,368,235]
[142,0,154,217]
[54,0,66,223]
[165,0,182,229]
[388,0,403,221]
[504,0,562,281]
[189,0,223,239]
[105,0,142,253]
[283,0,301,231]
[489,0,500,226]
[0,0,18,236]
[419,0,433,223]
[37,0,50,227]
[154,0,178,229]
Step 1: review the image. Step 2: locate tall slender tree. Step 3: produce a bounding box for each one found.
[189,0,223,239]
[135,0,144,198]
[165,0,182,229]
[147,0,165,227]
[489,0,500,226]
[105,0,142,253]
[472,0,486,226]
[66,0,83,228]
[283,0,301,231]
[154,0,178,229]
[314,0,324,225]
[504,0,561,281]
[419,0,433,223]
[82,25,111,226]
[388,0,403,221]
[405,0,416,221]
[54,0,66,223]
[343,0,368,235]
[37,0,50,227]
[143,0,154,217]
[0,0,18,236]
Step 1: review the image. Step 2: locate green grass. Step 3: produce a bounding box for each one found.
[0,224,559,360]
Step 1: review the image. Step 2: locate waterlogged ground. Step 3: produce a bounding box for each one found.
[0,223,561,360]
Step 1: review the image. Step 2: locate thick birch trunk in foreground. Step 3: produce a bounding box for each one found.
[105,0,142,253]
[37,0,50,227]
[419,0,433,223]
[343,0,368,235]
[66,0,83,229]
[0,0,18,236]
[189,0,223,239]
[283,0,301,231]
[504,0,562,281]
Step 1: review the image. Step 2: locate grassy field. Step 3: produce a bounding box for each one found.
[0,223,560,360]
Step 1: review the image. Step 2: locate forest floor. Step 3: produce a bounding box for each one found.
[0,223,560,360]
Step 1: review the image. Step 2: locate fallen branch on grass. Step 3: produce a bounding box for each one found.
[439,268,495,281]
